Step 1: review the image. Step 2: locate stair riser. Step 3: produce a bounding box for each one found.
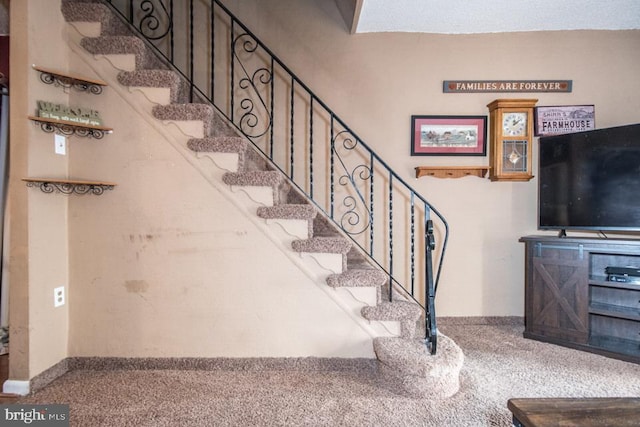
[154,119,206,139]
[261,218,310,241]
[69,21,102,38]
[194,153,240,175]
[228,186,276,207]
[127,86,172,105]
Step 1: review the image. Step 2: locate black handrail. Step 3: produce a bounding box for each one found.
[99,0,449,353]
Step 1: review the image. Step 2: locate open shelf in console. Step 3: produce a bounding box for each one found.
[589,302,640,322]
[589,252,640,279]
[588,250,640,360]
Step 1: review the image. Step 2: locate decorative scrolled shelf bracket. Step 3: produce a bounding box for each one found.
[33,65,107,95]
[23,178,117,195]
[28,116,113,140]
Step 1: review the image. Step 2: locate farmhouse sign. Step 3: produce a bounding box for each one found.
[534,105,595,136]
[443,80,572,93]
[37,100,103,126]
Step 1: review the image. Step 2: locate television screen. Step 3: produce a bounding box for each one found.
[538,123,640,231]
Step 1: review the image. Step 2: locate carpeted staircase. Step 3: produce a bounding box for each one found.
[61,0,463,397]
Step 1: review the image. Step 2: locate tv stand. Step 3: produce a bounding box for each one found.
[557,229,567,238]
[520,235,640,364]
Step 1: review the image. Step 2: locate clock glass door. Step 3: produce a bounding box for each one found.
[501,140,528,173]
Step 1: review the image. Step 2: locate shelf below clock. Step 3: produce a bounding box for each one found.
[415,166,490,179]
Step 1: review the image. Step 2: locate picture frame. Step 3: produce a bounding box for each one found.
[411,115,487,156]
[534,105,595,136]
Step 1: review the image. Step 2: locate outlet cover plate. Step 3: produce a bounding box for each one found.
[54,286,65,307]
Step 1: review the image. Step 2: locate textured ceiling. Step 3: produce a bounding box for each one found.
[353,0,640,34]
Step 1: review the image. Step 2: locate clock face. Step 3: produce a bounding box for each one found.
[502,112,528,136]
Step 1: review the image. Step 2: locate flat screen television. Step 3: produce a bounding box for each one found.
[538,123,640,233]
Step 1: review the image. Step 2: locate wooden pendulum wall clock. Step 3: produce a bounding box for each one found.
[487,99,538,182]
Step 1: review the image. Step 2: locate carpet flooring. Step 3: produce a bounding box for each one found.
[14,318,640,426]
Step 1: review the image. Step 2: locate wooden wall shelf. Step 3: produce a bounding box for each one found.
[33,65,107,94]
[415,166,490,179]
[28,116,113,139]
[23,178,116,195]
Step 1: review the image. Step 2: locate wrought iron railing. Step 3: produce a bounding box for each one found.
[98,0,449,353]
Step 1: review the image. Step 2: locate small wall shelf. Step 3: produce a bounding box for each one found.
[33,65,107,94]
[415,166,490,179]
[28,116,113,139]
[23,178,116,195]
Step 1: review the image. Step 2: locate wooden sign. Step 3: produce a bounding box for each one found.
[443,80,572,93]
[37,100,103,126]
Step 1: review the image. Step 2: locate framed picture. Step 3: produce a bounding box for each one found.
[534,105,595,136]
[411,115,487,156]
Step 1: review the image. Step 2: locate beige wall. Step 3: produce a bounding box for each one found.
[8,0,69,381]
[226,0,640,316]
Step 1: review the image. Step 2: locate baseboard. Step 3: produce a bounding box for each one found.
[438,316,524,326]
[29,358,70,393]
[67,356,378,372]
[2,380,29,396]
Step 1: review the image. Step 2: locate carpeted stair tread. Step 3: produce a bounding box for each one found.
[80,36,164,70]
[291,237,352,254]
[117,70,183,103]
[374,335,463,398]
[222,171,283,187]
[62,2,130,36]
[257,205,316,220]
[361,301,422,322]
[152,103,214,121]
[326,269,388,288]
[186,136,248,154]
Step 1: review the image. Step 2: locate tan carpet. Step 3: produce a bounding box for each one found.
[16,318,640,426]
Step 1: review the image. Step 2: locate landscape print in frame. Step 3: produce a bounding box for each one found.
[411,115,487,156]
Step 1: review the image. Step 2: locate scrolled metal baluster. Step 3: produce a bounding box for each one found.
[232,33,273,139]
[333,130,373,236]
[138,0,172,41]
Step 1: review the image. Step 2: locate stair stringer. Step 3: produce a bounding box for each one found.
[63,22,403,346]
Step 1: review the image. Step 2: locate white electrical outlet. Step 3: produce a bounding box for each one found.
[54,286,65,307]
